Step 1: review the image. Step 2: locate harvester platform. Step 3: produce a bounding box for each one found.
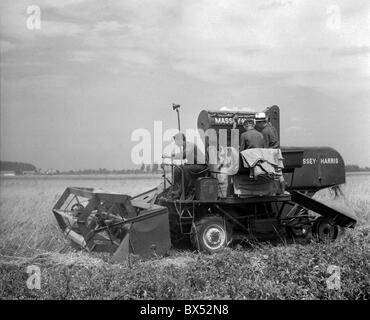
[165,193,291,205]
[53,187,171,262]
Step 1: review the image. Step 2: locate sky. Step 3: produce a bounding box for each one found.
[0,0,369,170]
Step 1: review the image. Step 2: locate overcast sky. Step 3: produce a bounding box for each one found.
[1,0,369,170]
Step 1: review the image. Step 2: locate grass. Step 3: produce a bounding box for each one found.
[0,173,369,299]
[1,230,369,300]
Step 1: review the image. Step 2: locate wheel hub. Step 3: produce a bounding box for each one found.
[203,226,226,250]
[315,218,338,241]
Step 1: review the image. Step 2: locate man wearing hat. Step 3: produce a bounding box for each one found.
[254,112,279,148]
[239,119,265,151]
[171,132,207,165]
[163,132,207,197]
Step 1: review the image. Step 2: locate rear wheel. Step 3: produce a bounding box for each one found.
[190,216,230,253]
[313,217,339,242]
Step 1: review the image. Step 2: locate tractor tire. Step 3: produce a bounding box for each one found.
[190,216,230,254]
[312,217,339,242]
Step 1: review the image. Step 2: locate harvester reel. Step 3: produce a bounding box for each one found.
[71,203,84,211]
[97,201,128,240]
[53,187,171,262]
[71,203,85,217]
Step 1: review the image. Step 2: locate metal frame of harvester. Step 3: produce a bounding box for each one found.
[53,104,357,261]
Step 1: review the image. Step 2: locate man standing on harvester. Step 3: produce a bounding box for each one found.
[254,112,286,194]
[236,112,287,195]
[239,119,265,151]
[254,112,280,148]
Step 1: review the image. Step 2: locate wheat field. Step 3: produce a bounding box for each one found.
[0,173,369,257]
[0,173,369,299]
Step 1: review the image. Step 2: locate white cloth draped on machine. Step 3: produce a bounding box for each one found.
[240,148,284,181]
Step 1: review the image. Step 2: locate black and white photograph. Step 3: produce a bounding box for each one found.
[0,0,369,307]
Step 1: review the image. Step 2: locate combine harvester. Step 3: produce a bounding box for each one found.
[53,105,357,262]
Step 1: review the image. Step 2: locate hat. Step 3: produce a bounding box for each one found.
[255,112,267,122]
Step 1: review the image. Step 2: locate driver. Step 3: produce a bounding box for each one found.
[164,132,207,198]
[171,132,204,165]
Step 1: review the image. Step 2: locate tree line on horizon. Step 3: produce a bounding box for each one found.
[60,163,161,175]
[344,164,370,172]
[54,164,370,174]
[1,161,369,175]
[0,161,37,174]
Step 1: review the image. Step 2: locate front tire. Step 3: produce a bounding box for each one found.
[190,216,230,253]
